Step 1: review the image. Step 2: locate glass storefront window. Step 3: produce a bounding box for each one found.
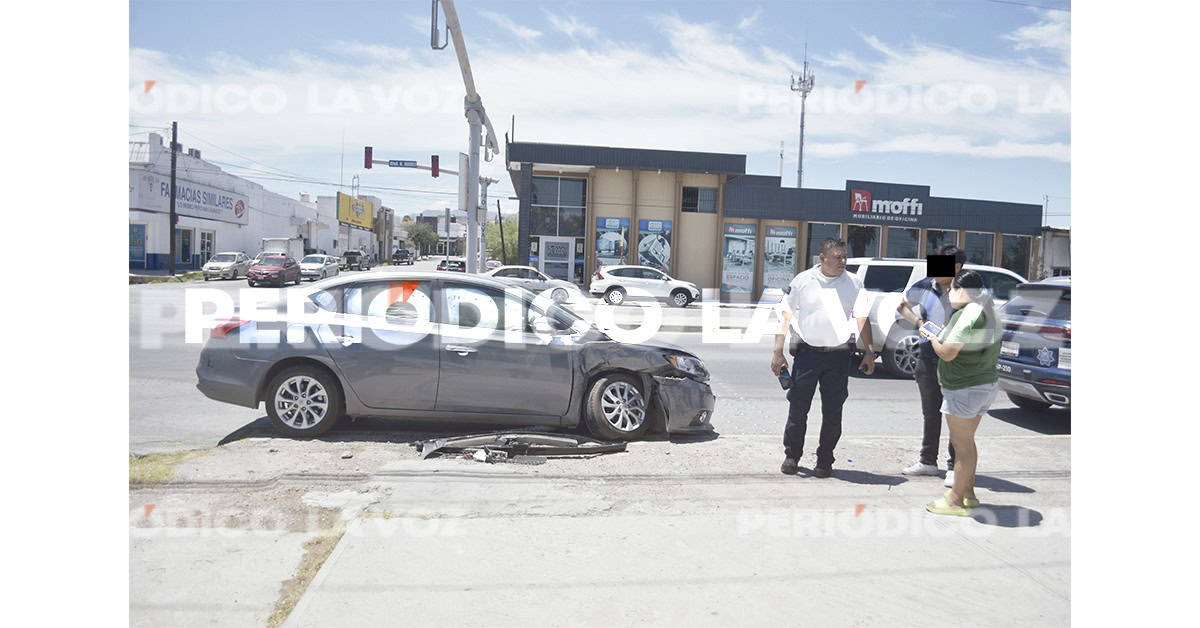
[558,207,584,237]
[531,206,558,236]
[1001,234,1032,278]
[531,177,558,206]
[558,178,586,208]
[964,232,995,265]
[925,229,958,255]
[886,227,919,258]
[805,223,841,267]
[846,224,880,258]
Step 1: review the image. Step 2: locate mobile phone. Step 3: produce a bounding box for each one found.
[920,321,943,337]
[778,366,792,390]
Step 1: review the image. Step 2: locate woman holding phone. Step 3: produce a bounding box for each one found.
[918,269,1002,516]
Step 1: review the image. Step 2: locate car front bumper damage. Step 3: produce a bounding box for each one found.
[652,376,716,434]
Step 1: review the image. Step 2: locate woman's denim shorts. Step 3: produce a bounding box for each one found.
[940,381,999,418]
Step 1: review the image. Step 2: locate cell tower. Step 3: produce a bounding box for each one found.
[789,45,815,189]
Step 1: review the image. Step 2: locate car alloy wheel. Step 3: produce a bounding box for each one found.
[672,292,690,307]
[274,375,329,430]
[888,334,921,377]
[605,288,625,305]
[552,288,568,303]
[600,380,646,433]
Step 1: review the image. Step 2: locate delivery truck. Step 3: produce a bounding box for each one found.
[259,237,305,261]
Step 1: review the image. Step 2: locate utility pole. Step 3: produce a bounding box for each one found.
[444,207,452,262]
[496,199,506,265]
[479,175,498,269]
[168,120,178,276]
[789,45,815,189]
[779,141,784,179]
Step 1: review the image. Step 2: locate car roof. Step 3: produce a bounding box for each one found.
[308,269,519,292]
[215,251,244,256]
[846,256,1026,278]
[491,265,537,272]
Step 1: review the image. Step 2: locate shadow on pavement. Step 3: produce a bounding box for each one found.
[828,469,908,486]
[987,407,1071,435]
[969,505,1043,528]
[973,474,1036,494]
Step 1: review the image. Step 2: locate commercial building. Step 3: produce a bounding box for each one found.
[507,141,1044,299]
[129,132,383,271]
[1035,227,1071,279]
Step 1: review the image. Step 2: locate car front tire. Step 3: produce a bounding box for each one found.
[584,374,651,441]
[882,330,920,379]
[671,290,691,307]
[265,366,343,437]
[552,288,568,303]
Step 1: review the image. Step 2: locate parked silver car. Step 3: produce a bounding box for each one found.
[196,271,715,440]
[299,254,341,281]
[202,252,252,281]
[484,265,578,303]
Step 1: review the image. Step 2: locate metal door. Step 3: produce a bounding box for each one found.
[538,236,574,283]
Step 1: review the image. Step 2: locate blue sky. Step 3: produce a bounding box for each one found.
[130,0,1071,226]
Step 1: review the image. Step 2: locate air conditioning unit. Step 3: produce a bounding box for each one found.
[187,148,201,158]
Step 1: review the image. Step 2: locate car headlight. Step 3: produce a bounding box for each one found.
[664,354,708,380]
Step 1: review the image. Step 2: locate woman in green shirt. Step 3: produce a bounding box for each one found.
[918,270,1001,517]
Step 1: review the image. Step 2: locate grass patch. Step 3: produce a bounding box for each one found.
[129,271,206,285]
[268,522,346,628]
[129,450,209,485]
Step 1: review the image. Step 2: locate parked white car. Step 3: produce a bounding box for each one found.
[202,251,252,281]
[589,265,701,307]
[484,265,579,303]
[299,254,341,281]
[845,257,1026,377]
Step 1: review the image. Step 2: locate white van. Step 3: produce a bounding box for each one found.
[846,257,1026,377]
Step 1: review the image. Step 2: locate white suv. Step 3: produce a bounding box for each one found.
[846,257,1027,377]
[589,265,701,307]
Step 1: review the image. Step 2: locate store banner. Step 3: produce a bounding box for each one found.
[595,217,630,267]
[337,191,375,230]
[637,219,672,271]
[762,225,797,293]
[130,170,250,225]
[129,224,146,263]
[721,223,756,294]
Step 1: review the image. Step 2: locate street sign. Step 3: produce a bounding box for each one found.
[388,160,418,168]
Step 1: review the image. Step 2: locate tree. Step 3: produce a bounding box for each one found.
[407,221,439,255]
[486,216,518,264]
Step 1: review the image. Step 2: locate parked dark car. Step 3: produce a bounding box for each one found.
[436,258,466,272]
[247,255,301,287]
[392,249,414,265]
[196,271,715,440]
[996,277,1070,410]
[342,251,371,271]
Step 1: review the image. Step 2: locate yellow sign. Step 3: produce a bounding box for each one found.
[337,192,375,229]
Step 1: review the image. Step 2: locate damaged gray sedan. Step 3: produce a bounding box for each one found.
[196,270,715,440]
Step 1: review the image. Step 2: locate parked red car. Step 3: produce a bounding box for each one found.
[247,255,301,286]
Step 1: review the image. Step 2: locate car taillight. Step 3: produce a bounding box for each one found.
[212,318,251,338]
[594,270,605,280]
[1041,378,1070,386]
[1039,325,1070,342]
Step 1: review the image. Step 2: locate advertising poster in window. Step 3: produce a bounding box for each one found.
[129,224,146,264]
[721,223,757,294]
[637,219,672,271]
[595,217,630,267]
[762,225,796,293]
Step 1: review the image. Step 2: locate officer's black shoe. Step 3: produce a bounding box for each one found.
[780,457,799,475]
[812,466,833,478]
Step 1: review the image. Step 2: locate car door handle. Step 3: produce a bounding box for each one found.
[445,344,477,356]
[333,335,356,347]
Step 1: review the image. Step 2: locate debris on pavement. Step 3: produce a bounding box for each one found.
[415,431,627,462]
[340,451,354,459]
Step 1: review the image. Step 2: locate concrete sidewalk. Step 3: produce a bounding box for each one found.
[282,434,1069,627]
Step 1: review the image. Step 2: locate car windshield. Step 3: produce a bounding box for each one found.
[301,256,324,263]
[1003,287,1071,320]
[345,252,361,258]
[210,254,235,263]
[258,257,286,267]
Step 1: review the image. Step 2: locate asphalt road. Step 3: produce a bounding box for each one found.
[129,262,1070,453]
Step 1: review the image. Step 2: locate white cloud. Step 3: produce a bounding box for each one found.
[1004,9,1070,57]
[545,12,598,40]
[128,11,1069,209]
[478,10,542,42]
[737,8,762,32]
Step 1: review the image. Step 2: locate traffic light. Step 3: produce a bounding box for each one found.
[364,146,373,169]
[431,154,439,178]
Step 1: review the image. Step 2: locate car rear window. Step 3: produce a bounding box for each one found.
[210,254,235,262]
[862,265,913,292]
[259,257,286,267]
[1003,287,1071,320]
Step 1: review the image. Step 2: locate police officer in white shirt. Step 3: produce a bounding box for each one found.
[770,238,876,477]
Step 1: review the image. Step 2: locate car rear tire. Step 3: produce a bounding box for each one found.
[670,290,691,307]
[1007,393,1053,411]
[584,374,651,441]
[882,330,920,379]
[265,366,343,437]
[604,287,626,306]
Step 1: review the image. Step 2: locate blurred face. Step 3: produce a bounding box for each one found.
[819,247,847,276]
[949,285,972,309]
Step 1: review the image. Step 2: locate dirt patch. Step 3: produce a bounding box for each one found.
[129,271,205,284]
[129,450,210,486]
[267,523,346,628]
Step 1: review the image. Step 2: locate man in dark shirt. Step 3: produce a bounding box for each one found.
[897,245,965,485]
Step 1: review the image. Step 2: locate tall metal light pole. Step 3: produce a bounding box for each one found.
[789,47,815,189]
